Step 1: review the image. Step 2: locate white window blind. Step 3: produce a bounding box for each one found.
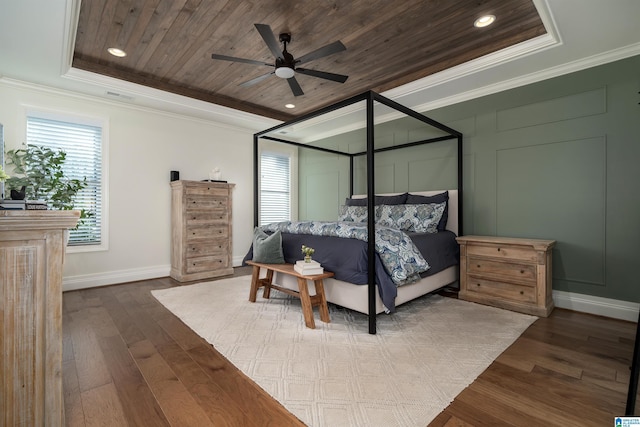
[26,116,102,246]
[260,152,291,225]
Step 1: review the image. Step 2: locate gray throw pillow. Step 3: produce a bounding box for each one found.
[252,228,285,264]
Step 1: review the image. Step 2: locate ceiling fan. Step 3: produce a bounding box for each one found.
[211,23,348,97]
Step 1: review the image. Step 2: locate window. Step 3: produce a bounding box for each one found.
[260,151,291,225]
[26,115,104,247]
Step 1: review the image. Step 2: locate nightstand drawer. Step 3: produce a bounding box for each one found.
[467,243,537,262]
[468,257,536,282]
[466,277,536,303]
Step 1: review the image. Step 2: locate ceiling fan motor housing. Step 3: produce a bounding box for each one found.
[275,47,296,78]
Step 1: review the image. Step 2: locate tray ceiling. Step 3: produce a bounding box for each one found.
[72,0,545,121]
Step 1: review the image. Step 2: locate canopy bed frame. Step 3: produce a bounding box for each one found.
[253,90,463,334]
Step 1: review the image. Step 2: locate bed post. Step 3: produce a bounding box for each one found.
[366,91,376,335]
[349,155,354,197]
[253,135,259,227]
[457,134,463,236]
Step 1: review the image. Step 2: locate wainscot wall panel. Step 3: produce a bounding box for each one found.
[496,137,607,290]
[496,87,607,131]
[303,171,340,221]
[408,155,458,192]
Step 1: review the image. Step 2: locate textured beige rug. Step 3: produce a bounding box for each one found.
[152,276,536,427]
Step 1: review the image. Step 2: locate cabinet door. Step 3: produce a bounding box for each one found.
[0,232,63,426]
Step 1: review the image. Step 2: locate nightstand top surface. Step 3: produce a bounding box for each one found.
[456,235,555,249]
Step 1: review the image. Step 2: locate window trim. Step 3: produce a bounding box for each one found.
[258,141,298,225]
[23,106,109,253]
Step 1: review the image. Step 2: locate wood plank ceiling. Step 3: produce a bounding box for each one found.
[72,0,545,121]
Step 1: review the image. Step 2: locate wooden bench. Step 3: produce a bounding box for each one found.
[245,260,333,329]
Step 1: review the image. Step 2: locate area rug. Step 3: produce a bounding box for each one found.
[151,276,536,427]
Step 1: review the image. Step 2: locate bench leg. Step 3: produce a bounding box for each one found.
[249,266,261,302]
[249,266,276,302]
[314,279,330,324]
[297,278,316,329]
[262,269,274,299]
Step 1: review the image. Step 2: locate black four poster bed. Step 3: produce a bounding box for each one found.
[250,90,463,334]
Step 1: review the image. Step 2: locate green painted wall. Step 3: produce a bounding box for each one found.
[298,55,640,302]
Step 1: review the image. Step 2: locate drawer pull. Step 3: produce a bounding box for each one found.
[520,291,524,295]
[520,270,525,274]
[476,283,481,287]
[477,264,481,268]
[497,247,501,251]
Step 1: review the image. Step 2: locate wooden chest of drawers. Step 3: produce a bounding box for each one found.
[170,180,234,282]
[456,235,556,317]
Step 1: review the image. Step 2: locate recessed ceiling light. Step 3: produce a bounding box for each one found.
[474,15,496,28]
[107,47,127,57]
[285,103,295,109]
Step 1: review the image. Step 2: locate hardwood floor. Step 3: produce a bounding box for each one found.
[62,268,635,426]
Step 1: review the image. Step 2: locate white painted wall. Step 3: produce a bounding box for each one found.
[0,79,258,290]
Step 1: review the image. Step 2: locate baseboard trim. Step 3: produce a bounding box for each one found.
[553,290,639,322]
[63,257,248,291]
[63,265,171,292]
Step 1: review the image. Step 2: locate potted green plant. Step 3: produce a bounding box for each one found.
[301,245,315,263]
[0,165,8,183]
[4,144,92,222]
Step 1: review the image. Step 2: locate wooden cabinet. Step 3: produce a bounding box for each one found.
[170,180,234,282]
[0,210,80,427]
[456,235,556,317]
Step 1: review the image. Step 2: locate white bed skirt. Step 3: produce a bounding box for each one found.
[272,265,459,314]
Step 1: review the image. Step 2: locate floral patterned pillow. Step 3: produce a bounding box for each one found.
[376,202,446,233]
[338,205,369,223]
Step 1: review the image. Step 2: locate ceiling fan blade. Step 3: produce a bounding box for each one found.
[254,23,283,59]
[211,53,270,66]
[295,41,346,65]
[296,68,348,83]
[239,71,275,87]
[287,76,304,97]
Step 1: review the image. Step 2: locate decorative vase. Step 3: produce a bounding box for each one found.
[304,255,312,263]
[11,186,26,200]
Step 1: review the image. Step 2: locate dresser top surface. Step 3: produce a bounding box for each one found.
[171,180,235,189]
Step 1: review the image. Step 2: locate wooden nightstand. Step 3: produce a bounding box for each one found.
[456,235,556,317]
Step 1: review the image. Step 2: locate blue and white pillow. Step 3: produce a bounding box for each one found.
[376,202,446,233]
[338,205,369,223]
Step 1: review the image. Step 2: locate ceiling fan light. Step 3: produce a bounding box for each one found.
[275,67,295,79]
